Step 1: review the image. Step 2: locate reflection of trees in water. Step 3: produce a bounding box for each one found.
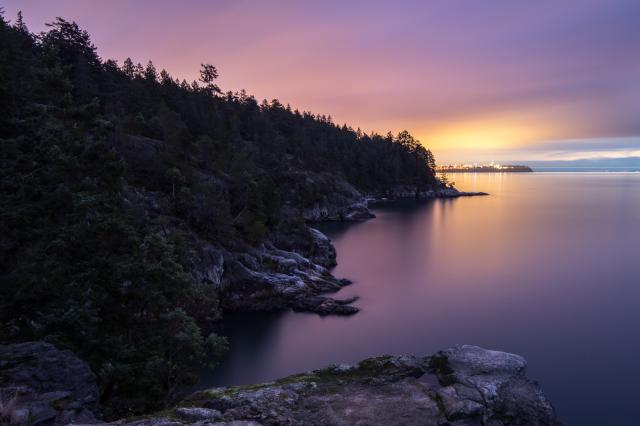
[205,201,441,388]
[313,221,354,241]
[200,311,284,387]
[315,200,437,242]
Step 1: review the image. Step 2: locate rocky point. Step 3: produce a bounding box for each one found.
[0,342,562,425]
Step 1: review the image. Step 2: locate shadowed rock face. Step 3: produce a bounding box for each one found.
[0,342,99,425]
[117,166,488,320]
[120,182,360,317]
[117,345,561,426]
[0,344,560,425]
[218,239,357,316]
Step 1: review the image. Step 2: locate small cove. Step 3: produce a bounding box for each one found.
[204,172,640,425]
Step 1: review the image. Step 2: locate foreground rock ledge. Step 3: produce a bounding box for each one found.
[0,342,99,425]
[107,345,561,426]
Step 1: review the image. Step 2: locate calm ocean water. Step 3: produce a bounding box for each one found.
[205,172,640,425]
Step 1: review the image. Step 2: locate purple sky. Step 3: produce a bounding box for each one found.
[4,0,640,163]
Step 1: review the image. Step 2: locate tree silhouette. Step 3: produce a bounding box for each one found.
[199,63,221,95]
[0,14,441,418]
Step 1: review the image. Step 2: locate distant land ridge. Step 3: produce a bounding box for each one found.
[436,164,533,173]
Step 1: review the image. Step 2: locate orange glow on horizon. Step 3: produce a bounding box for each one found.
[4,0,639,163]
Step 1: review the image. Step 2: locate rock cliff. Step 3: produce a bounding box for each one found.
[177,184,487,317]
[114,136,487,320]
[0,344,559,425]
[0,342,100,425]
[161,345,560,426]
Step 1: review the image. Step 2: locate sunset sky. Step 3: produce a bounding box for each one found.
[5,0,640,163]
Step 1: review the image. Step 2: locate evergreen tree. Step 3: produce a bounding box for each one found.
[122,57,135,78]
[14,10,28,33]
[0,13,442,419]
[144,60,157,81]
[199,63,221,95]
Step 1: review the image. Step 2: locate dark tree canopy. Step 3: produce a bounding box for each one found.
[0,11,441,418]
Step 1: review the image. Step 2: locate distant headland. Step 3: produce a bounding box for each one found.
[436,163,533,173]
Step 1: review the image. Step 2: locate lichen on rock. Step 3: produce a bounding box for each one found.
[159,345,560,425]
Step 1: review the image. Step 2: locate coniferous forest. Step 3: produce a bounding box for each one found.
[0,13,441,416]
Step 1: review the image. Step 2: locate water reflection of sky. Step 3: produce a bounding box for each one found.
[205,173,640,426]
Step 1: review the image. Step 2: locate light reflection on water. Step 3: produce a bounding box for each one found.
[204,173,640,426]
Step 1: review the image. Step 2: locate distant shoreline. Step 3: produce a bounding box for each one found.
[441,168,640,173]
[532,167,640,173]
[436,165,533,173]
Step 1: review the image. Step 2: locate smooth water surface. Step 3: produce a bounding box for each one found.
[206,173,640,425]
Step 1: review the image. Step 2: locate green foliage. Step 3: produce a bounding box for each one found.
[0,11,438,418]
[0,14,227,418]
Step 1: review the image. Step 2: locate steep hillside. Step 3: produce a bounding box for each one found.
[0,14,445,416]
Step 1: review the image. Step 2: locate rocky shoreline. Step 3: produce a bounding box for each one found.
[0,342,561,425]
[0,185,560,426]
[367,186,489,205]
[0,182,494,424]
[115,136,487,319]
[302,185,488,222]
[234,184,488,316]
